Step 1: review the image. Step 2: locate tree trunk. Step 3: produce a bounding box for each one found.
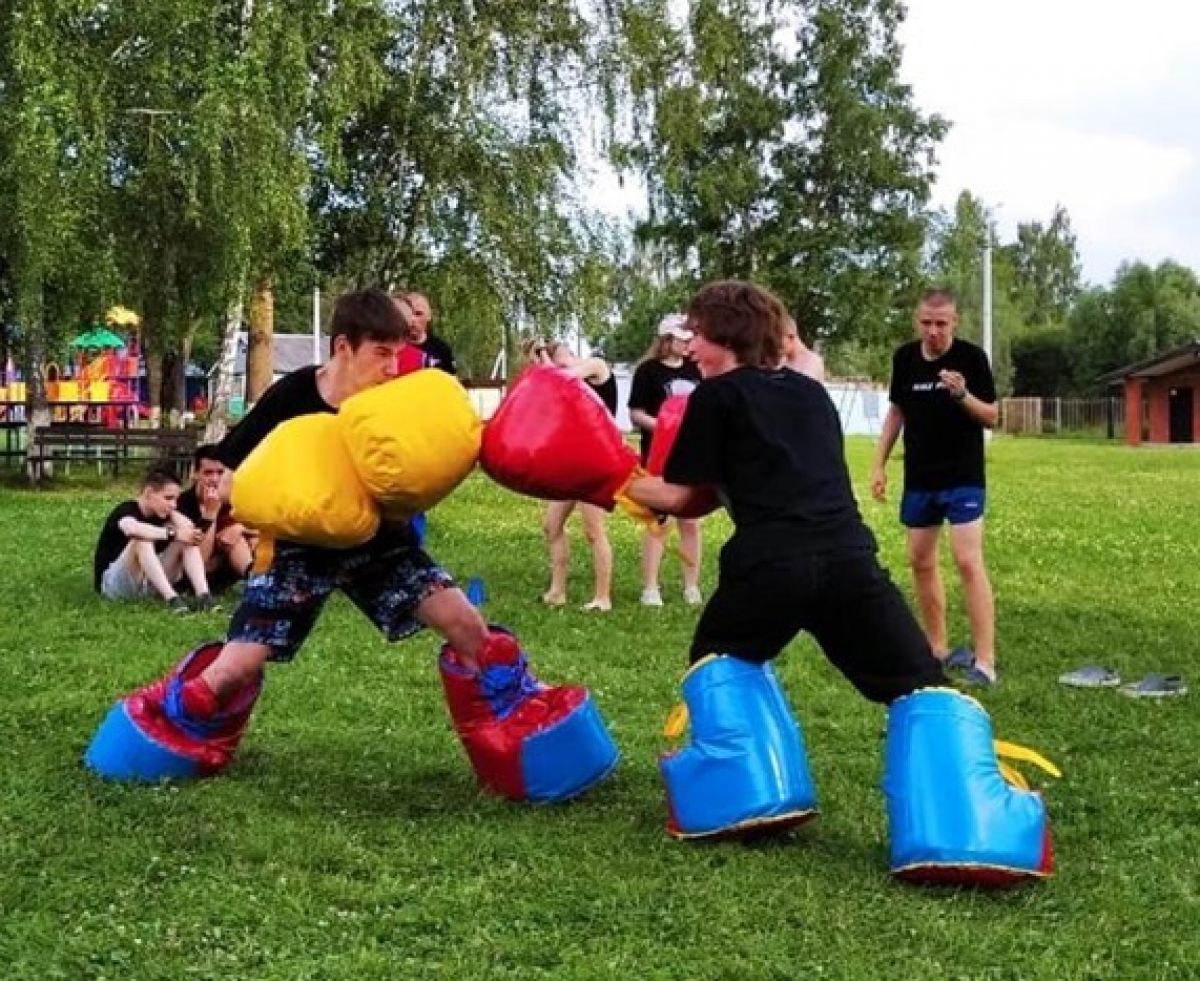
[22,294,52,485]
[246,274,274,404]
[203,300,244,444]
[145,347,164,427]
[161,350,185,425]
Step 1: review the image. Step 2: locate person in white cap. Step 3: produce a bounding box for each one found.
[627,314,705,607]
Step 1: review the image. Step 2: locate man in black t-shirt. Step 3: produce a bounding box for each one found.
[92,466,216,613]
[870,288,999,686]
[403,291,456,375]
[627,281,943,702]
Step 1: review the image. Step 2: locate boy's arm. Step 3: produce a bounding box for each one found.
[870,405,904,502]
[625,475,697,513]
[116,515,174,543]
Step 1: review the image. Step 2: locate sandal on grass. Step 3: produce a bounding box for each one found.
[1058,665,1121,688]
[1119,673,1187,699]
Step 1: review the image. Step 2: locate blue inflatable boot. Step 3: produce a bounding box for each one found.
[883,687,1059,887]
[661,655,818,839]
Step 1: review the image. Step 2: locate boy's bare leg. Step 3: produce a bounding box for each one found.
[131,540,182,601]
[199,641,273,702]
[677,518,702,593]
[418,588,488,669]
[906,526,948,658]
[579,503,612,609]
[541,500,573,605]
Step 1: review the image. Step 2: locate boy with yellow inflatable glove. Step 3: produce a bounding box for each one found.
[85,288,618,800]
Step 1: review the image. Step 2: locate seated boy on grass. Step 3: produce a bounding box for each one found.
[175,445,257,595]
[92,466,218,614]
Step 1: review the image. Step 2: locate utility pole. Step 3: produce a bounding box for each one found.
[982,239,993,366]
[312,284,322,365]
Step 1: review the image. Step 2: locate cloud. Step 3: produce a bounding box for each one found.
[901,0,1200,282]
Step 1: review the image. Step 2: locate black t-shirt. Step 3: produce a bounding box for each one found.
[417,335,456,375]
[216,366,334,470]
[177,486,232,530]
[628,358,702,460]
[586,373,618,417]
[93,500,169,591]
[888,339,996,490]
[665,366,876,555]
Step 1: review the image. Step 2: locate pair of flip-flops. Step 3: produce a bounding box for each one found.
[1058,666,1187,698]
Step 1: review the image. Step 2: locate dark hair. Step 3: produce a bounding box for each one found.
[919,286,958,309]
[685,280,786,369]
[193,444,223,468]
[330,288,407,351]
[142,466,181,491]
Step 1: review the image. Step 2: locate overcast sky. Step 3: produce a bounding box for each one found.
[586,1,1200,287]
[900,0,1200,284]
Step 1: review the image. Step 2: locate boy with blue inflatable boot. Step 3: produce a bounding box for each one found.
[86,288,617,801]
[625,280,1057,885]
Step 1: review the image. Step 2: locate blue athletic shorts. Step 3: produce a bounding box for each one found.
[900,487,986,528]
[227,525,454,661]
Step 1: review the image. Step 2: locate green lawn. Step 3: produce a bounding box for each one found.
[1,438,1197,980]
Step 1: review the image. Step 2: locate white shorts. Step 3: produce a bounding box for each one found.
[99,548,158,601]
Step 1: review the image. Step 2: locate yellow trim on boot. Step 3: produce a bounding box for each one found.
[663,702,689,739]
[662,655,724,739]
[995,740,1062,780]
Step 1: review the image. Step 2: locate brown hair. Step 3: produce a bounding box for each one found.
[331,288,407,351]
[685,280,786,368]
[142,466,181,491]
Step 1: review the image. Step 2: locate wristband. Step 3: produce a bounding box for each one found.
[165,526,176,542]
[951,388,968,403]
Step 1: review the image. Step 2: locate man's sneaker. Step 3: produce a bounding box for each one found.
[944,646,975,671]
[192,594,222,614]
[683,586,703,606]
[640,587,664,608]
[166,596,191,616]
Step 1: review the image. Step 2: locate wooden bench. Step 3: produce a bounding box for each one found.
[28,425,198,482]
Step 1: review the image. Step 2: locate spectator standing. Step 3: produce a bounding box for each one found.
[870,288,999,686]
[628,314,705,607]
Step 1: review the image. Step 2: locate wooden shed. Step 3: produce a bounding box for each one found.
[1101,340,1200,446]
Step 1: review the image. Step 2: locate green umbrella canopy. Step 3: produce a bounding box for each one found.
[71,327,126,349]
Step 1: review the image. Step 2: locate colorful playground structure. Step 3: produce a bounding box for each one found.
[0,319,143,429]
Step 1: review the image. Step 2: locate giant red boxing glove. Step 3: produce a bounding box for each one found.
[646,394,721,518]
[482,365,644,513]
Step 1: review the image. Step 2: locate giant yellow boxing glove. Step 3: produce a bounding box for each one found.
[338,369,482,520]
[231,414,380,548]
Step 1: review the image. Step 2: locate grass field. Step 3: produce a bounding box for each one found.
[1,438,1197,980]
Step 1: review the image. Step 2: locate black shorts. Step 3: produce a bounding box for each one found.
[227,525,454,661]
[690,543,943,704]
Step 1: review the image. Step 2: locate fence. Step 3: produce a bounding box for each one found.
[1000,397,1124,438]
